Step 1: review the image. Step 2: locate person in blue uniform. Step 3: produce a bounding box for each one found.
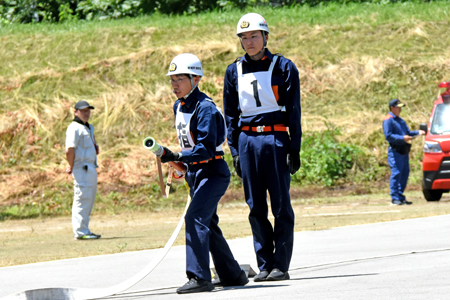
[223,13,302,282]
[383,99,425,205]
[160,53,248,294]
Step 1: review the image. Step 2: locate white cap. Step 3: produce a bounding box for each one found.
[166,53,203,77]
[236,13,269,36]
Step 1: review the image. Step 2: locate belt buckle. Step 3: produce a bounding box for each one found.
[256,125,265,133]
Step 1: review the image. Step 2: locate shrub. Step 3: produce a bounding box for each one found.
[293,122,362,186]
[76,0,143,20]
[0,0,78,23]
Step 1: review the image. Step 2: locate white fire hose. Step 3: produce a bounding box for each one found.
[2,194,190,300]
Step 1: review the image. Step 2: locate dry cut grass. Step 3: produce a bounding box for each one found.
[2,5,450,207]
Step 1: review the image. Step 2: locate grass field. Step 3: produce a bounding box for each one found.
[1,3,450,217]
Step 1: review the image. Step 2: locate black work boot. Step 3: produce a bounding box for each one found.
[176,277,214,294]
[232,270,250,286]
[214,269,249,287]
[267,268,290,281]
[253,270,270,282]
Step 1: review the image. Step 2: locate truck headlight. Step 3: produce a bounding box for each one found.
[423,141,443,153]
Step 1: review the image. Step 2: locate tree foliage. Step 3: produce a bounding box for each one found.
[0,0,431,23]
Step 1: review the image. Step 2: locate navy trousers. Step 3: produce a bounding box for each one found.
[184,159,242,283]
[239,131,295,273]
[388,148,410,201]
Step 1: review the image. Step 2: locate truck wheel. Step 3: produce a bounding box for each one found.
[423,188,443,201]
[422,178,443,201]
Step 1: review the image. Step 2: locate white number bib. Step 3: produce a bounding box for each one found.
[237,56,281,117]
[175,99,226,152]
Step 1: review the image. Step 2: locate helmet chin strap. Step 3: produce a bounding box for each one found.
[240,31,267,60]
[182,75,200,100]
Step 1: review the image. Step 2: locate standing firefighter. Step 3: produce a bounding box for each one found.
[65,100,101,240]
[383,99,425,205]
[223,13,302,281]
[160,53,248,294]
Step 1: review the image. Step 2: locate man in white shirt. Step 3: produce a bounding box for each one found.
[65,100,101,240]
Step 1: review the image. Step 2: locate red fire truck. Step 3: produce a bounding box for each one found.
[420,82,450,201]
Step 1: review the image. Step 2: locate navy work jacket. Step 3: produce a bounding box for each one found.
[383,112,419,146]
[223,49,302,157]
[172,87,226,164]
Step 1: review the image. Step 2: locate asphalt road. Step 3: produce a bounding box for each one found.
[2,215,450,299]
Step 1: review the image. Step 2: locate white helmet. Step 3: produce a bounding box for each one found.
[236,13,269,37]
[166,53,203,77]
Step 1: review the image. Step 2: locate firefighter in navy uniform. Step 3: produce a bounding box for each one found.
[383,99,425,205]
[160,53,248,294]
[223,13,302,282]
